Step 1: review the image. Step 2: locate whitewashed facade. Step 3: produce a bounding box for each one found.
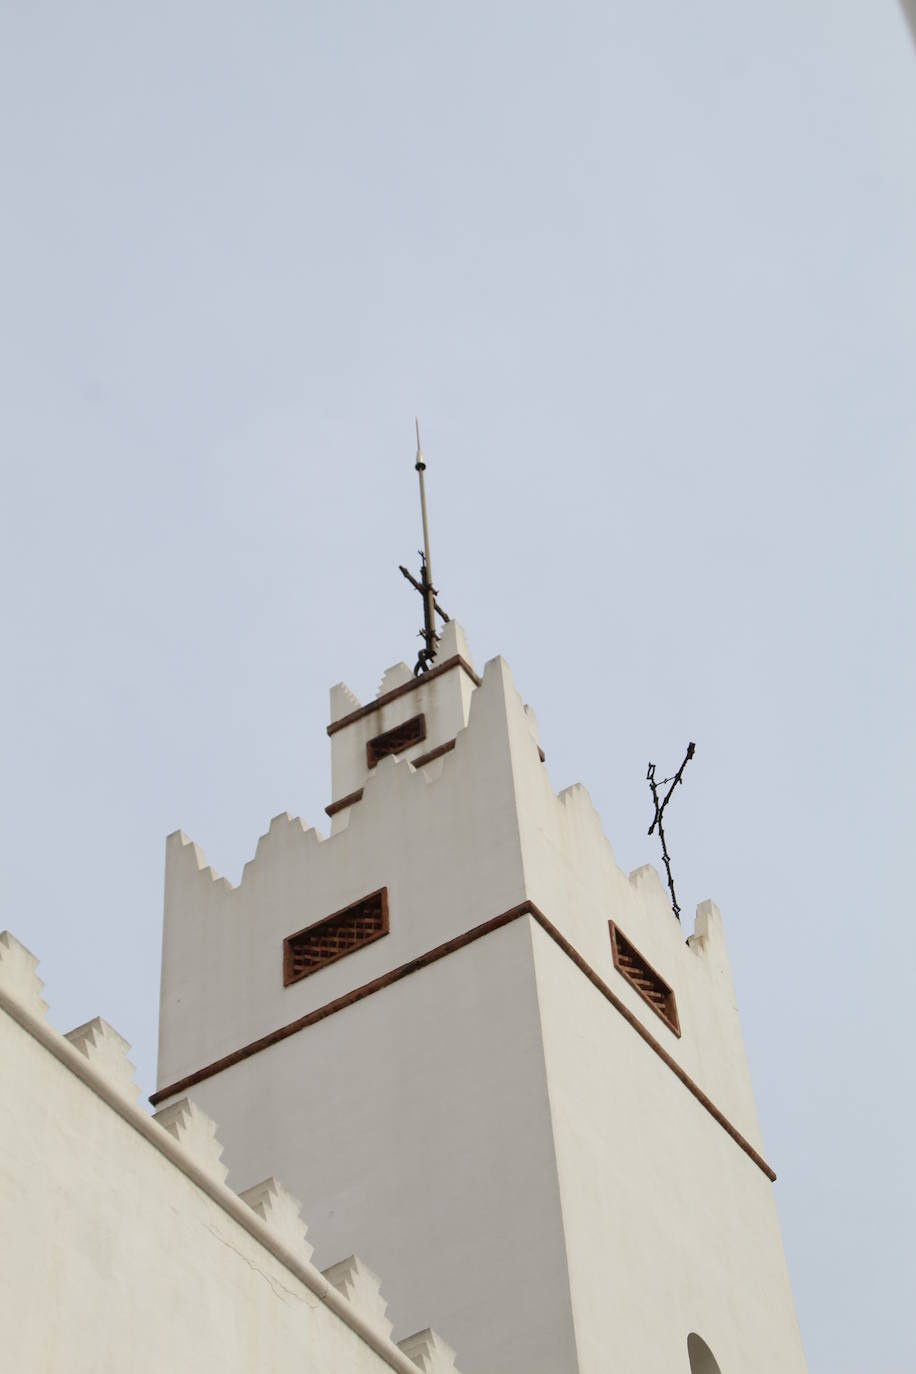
[0,930,461,1374]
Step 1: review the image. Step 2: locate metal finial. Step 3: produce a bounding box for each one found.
[399,419,450,675]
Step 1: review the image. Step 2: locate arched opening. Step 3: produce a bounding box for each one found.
[687,1333,722,1374]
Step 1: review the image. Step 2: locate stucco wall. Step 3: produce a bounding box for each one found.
[530,921,808,1374]
[0,940,460,1374]
[157,644,528,1089]
[177,917,580,1374]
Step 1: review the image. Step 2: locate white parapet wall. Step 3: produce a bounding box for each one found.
[0,932,464,1374]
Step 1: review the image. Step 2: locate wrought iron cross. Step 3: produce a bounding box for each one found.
[647,742,696,920]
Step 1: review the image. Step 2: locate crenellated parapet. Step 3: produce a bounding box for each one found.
[241,1175,314,1262]
[327,620,480,815]
[0,929,472,1374]
[153,1096,230,1184]
[66,1016,141,1105]
[0,929,49,1020]
[323,1254,393,1342]
[398,1329,461,1374]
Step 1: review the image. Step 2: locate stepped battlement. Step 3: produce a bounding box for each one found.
[326,619,480,821]
[0,931,468,1374]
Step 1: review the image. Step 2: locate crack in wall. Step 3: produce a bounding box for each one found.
[202,1220,321,1309]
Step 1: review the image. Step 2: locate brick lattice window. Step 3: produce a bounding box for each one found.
[366,714,427,768]
[609,922,680,1037]
[284,889,389,986]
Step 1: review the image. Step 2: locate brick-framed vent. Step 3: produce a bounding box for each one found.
[366,713,427,768]
[609,922,680,1037]
[284,889,389,986]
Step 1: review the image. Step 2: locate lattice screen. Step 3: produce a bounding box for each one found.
[284,889,389,985]
[366,714,427,767]
[609,922,680,1036]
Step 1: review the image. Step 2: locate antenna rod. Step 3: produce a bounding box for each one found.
[399,419,449,675]
[415,419,437,667]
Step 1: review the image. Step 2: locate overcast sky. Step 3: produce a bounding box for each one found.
[1,4,914,1371]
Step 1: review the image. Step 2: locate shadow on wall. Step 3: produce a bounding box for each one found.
[687,1334,722,1374]
[901,0,916,48]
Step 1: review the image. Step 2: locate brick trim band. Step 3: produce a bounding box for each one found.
[322,741,458,813]
[410,738,457,769]
[323,741,457,818]
[150,902,777,1182]
[324,788,364,818]
[327,656,481,736]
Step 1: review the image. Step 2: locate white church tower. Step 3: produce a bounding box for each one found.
[153,449,808,1374]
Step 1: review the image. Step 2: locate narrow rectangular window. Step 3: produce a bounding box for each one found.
[366,714,427,768]
[284,889,389,986]
[609,922,680,1037]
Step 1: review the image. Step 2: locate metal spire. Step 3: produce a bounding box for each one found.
[399,419,450,675]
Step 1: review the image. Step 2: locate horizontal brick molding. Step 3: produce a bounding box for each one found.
[411,738,457,769]
[324,742,457,815]
[327,656,481,736]
[367,714,427,768]
[609,922,681,1037]
[324,788,365,818]
[151,902,776,1182]
[283,889,389,987]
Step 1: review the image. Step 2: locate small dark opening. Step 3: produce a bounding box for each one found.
[609,922,680,1036]
[366,714,427,768]
[284,889,389,986]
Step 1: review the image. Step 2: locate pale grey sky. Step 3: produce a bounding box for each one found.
[1,4,914,1370]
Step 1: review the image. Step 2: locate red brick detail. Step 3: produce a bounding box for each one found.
[367,715,426,768]
[152,901,776,1183]
[411,738,456,769]
[324,788,364,818]
[283,889,389,986]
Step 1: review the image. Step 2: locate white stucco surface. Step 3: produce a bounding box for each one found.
[157,637,529,1089]
[531,921,808,1373]
[180,917,580,1374]
[0,943,461,1374]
